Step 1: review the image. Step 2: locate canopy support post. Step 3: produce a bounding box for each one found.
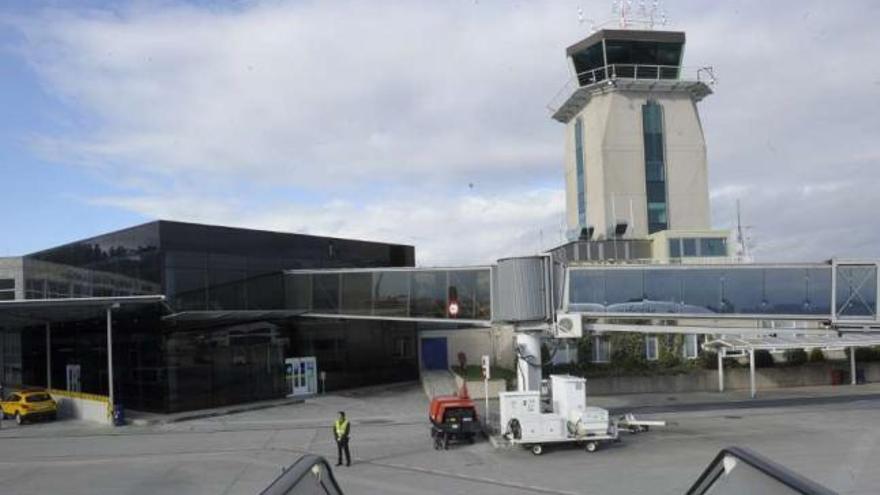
[717,348,724,392]
[45,323,52,390]
[851,347,857,385]
[106,306,115,408]
[749,348,756,399]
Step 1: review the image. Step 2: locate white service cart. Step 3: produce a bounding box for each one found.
[500,375,619,455]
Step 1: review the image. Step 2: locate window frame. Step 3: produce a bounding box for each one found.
[591,336,611,363]
[682,334,699,360]
[645,335,659,361]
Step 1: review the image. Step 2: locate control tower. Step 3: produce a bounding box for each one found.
[550,26,716,243]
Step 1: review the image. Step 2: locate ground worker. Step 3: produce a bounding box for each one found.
[333,410,351,467]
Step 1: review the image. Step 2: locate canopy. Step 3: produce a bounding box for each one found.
[703,333,880,352]
[0,295,166,326]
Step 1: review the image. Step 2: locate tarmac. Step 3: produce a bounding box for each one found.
[2,382,879,494]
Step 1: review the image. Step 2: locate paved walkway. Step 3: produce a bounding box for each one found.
[420,370,457,398]
[126,381,419,425]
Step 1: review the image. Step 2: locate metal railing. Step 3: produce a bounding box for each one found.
[548,64,716,113]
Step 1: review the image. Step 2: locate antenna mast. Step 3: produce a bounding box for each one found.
[736,199,749,261]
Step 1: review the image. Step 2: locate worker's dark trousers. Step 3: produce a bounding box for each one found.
[336,438,351,466]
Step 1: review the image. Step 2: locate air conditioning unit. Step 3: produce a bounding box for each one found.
[555,312,583,338]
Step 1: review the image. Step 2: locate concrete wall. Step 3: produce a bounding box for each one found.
[585,362,880,396]
[452,373,507,400]
[0,257,24,300]
[563,89,711,239]
[48,389,112,426]
[418,326,516,371]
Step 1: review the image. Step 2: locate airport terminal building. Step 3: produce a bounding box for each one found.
[0,221,423,412]
[4,26,880,417]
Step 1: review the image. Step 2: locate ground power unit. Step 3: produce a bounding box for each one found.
[500,375,618,455]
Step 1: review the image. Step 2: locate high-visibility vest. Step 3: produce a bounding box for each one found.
[335,419,349,438]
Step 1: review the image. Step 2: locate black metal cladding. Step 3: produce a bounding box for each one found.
[25,220,415,311]
[4,220,417,413]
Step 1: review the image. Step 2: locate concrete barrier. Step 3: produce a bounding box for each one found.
[585,362,880,396]
[48,389,112,426]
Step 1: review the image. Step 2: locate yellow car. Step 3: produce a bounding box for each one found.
[1,389,58,425]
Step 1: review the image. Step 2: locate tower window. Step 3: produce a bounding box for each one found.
[642,101,668,234]
[574,118,587,229]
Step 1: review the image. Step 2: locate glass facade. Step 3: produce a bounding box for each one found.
[0,220,417,413]
[569,266,834,316]
[605,40,683,79]
[25,220,414,311]
[835,265,878,318]
[289,319,417,392]
[643,101,668,234]
[668,237,728,258]
[286,268,492,321]
[569,37,684,85]
[0,278,13,300]
[574,118,587,230]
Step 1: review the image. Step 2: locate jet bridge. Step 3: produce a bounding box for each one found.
[560,260,880,334]
[283,266,495,326]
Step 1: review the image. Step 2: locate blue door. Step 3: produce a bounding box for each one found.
[421,338,448,370]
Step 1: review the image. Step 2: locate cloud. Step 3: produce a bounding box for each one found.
[6,0,880,264]
[89,186,567,265]
[9,1,575,190]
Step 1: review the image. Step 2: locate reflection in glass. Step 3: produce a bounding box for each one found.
[449,271,478,319]
[374,271,410,317]
[476,270,492,320]
[721,269,763,314]
[341,273,373,315]
[669,239,681,258]
[411,271,446,318]
[680,270,723,313]
[644,269,680,311]
[605,270,644,309]
[312,274,339,313]
[836,265,878,318]
[763,269,807,314]
[569,266,841,317]
[570,270,606,312]
[807,268,832,315]
[700,238,727,257]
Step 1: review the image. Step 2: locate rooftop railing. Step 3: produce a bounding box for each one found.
[548,64,716,114]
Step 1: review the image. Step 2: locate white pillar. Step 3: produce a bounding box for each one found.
[106,307,114,407]
[515,333,542,392]
[749,348,756,399]
[45,323,52,390]
[851,347,857,386]
[717,349,724,393]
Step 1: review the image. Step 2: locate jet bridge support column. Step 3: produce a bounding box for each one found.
[851,348,857,386]
[515,333,542,392]
[749,348,756,399]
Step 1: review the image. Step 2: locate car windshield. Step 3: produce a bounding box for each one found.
[25,394,51,403]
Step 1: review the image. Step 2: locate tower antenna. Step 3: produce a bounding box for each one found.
[736,199,752,262]
[605,0,667,30]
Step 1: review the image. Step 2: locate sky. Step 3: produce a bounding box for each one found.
[1,0,878,265]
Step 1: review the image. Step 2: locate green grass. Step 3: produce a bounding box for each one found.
[453,365,516,382]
